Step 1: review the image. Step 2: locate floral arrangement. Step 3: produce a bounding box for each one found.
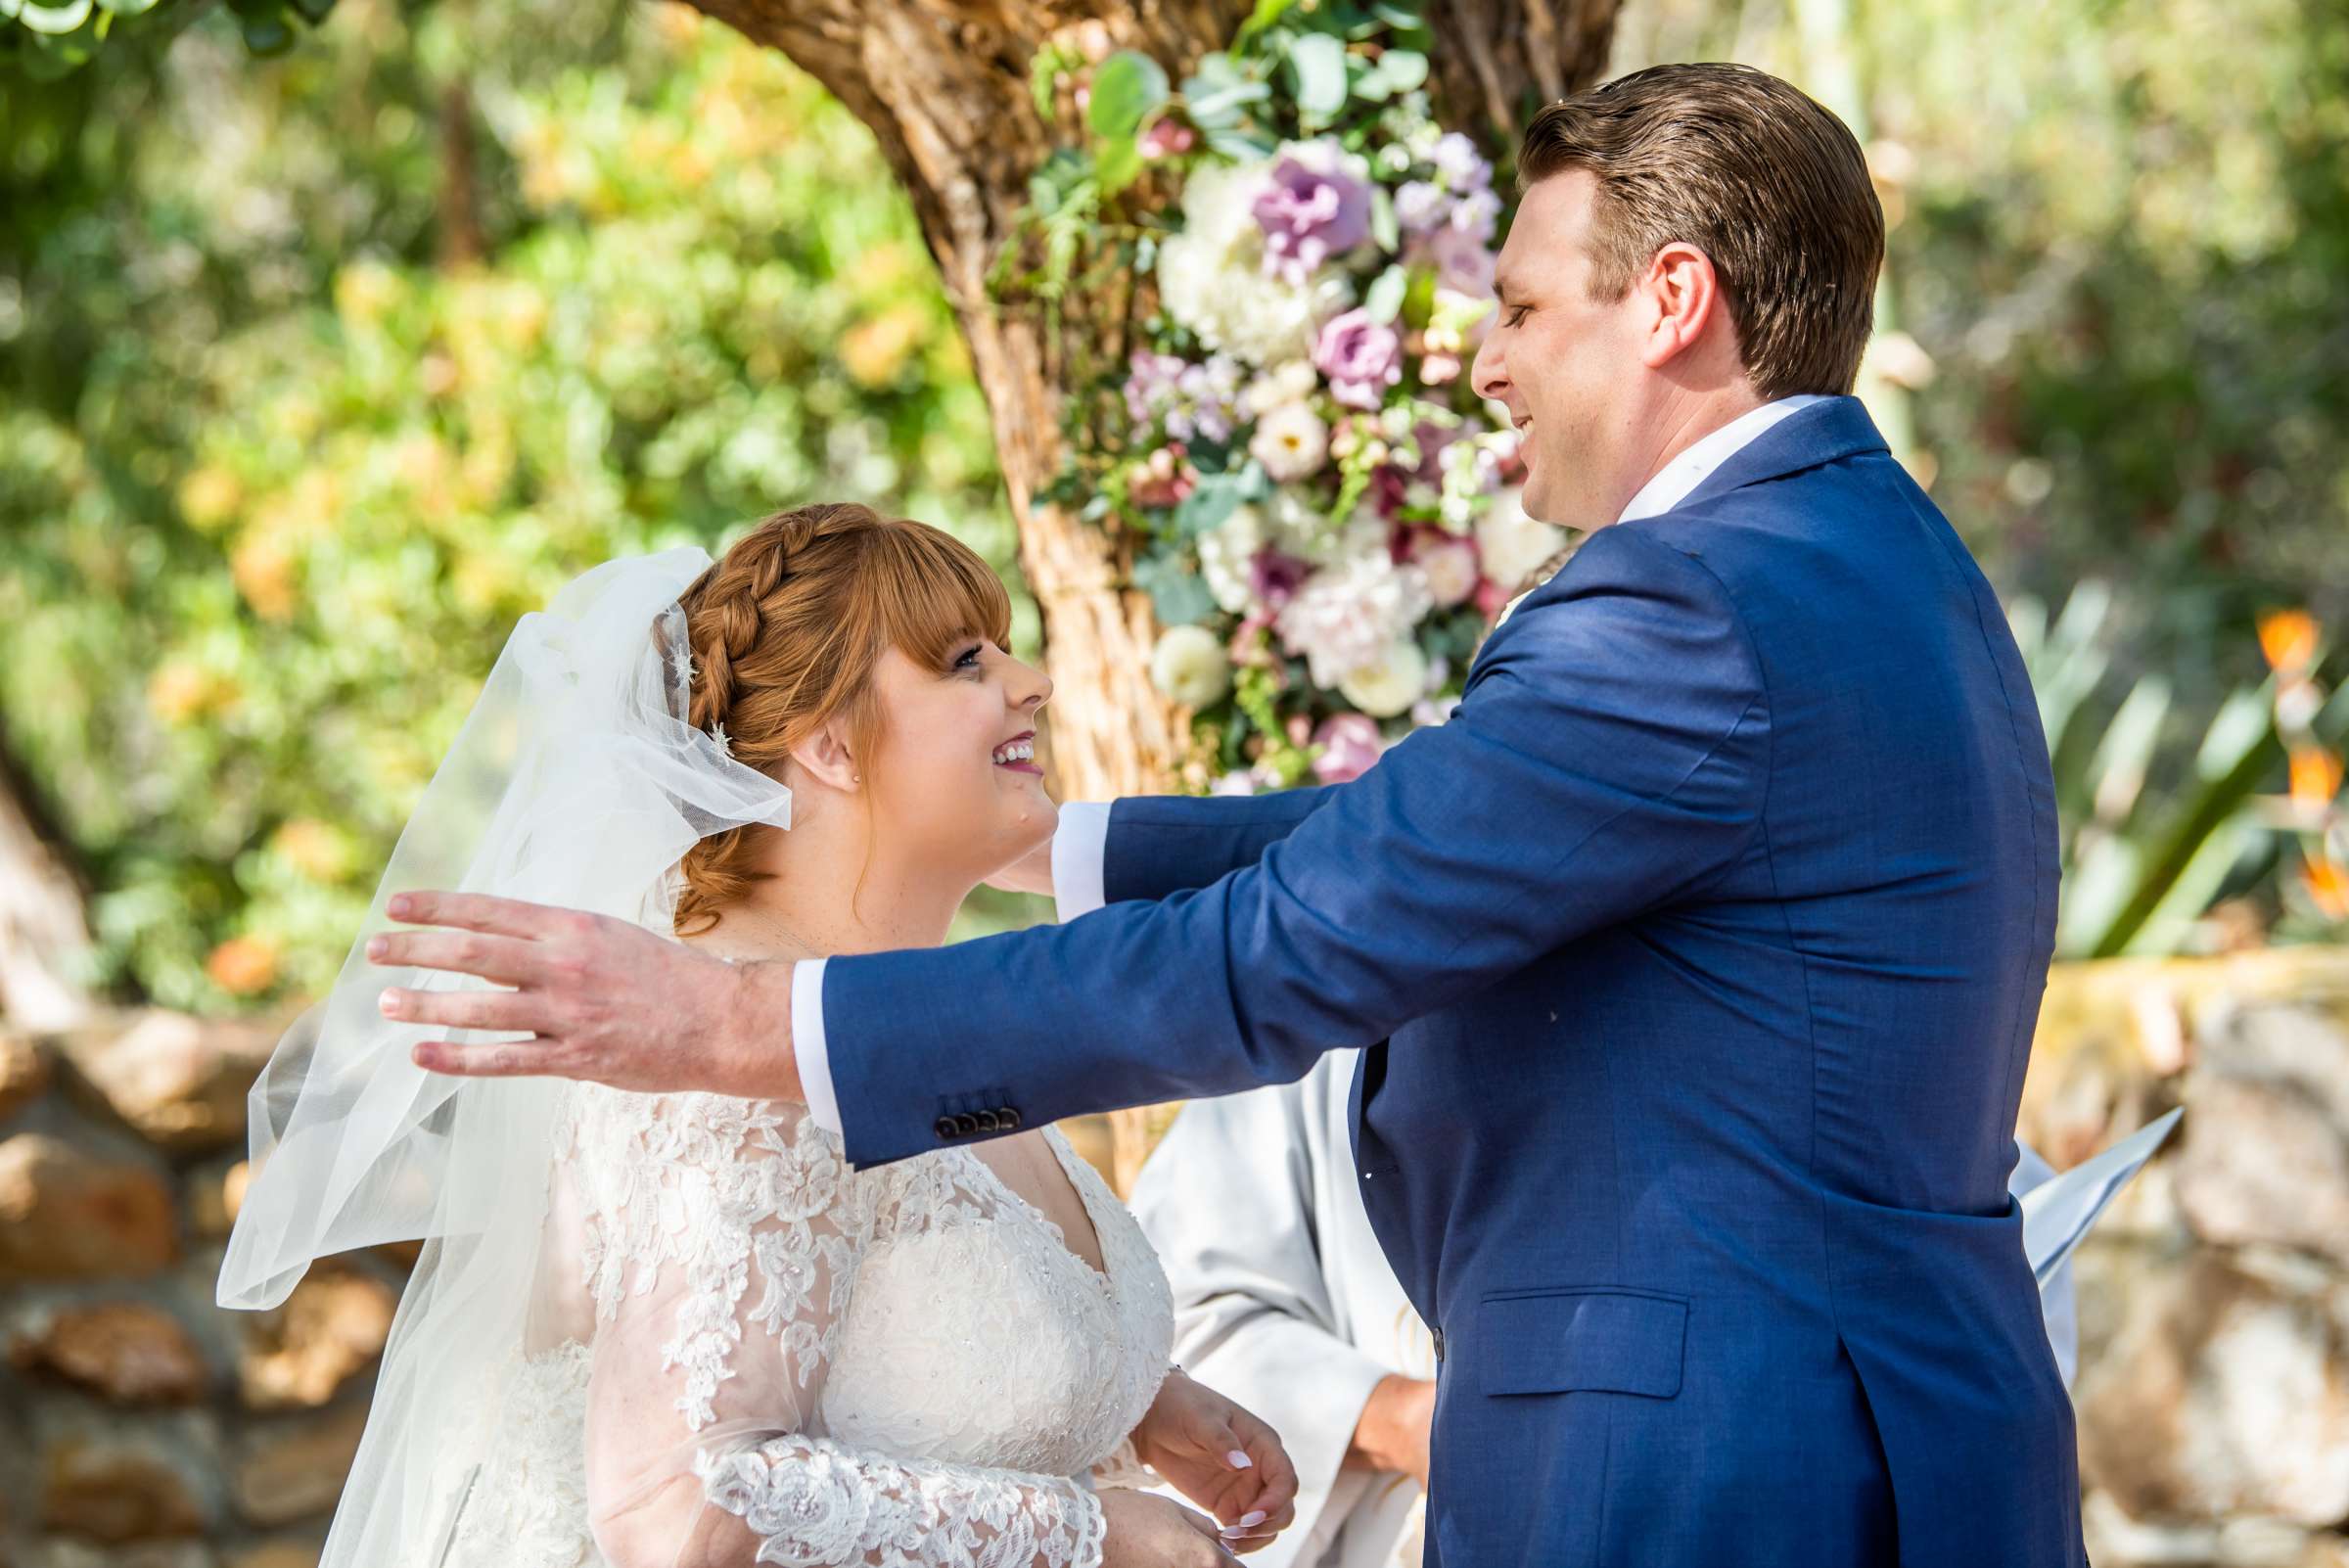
[1012,0,1565,792]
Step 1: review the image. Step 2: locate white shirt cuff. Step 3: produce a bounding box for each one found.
[792,956,843,1134]
[1051,801,1114,921]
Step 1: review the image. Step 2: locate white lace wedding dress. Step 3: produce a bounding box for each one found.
[426,1083,1174,1568]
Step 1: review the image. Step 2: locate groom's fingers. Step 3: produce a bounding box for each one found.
[384,890,589,941]
[410,1038,558,1077]
[368,930,545,986]
[378,982,539,1034]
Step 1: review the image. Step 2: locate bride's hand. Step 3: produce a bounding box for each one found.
[1099,1491,1243,1568]
[1129,1370,1298,1553]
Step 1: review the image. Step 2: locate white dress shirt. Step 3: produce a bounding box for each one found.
[792,396,1828,1134]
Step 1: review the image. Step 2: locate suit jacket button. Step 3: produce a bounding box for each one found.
[974,1111,1001,1133]
[934,1116,960,1141]
[998,1107,1022,1130]
[953,1113,981,1136]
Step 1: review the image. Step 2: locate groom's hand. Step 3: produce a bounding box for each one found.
[368,892,802,1100]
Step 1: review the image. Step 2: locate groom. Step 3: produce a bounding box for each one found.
[381,63,2084,1568]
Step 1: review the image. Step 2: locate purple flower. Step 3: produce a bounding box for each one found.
[1252,146,1373,285]
[1250,548,1313,610]
[1312,713,1387,785]
[1422,227,1497,300]
[1313,308,1405,411]
[1395,180,1451,237]
[1431,132,1494,194]
[1122,350,1241,444]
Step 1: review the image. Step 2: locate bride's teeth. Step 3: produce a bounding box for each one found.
[992,740,1035,765]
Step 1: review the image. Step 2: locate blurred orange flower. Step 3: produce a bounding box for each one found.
[2259,610,2321,674]
[2290,746,2346,810]
[207,936,281,996]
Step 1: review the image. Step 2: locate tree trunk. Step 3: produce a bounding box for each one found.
[674,0,1624,804]
[0,741,95,1030]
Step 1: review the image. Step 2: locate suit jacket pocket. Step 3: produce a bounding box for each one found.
[1477,1287,1689,1400]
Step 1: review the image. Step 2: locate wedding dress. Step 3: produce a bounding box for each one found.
[430,1084,1174,1568]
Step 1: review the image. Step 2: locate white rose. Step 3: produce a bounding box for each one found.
[1198,505,1266,614]
[1250,401,1331,483]
[1415,536,1481,608]
[1150,623,1233,709]
[1240,359,1319,419]
[1475,485,1569,590]
[1339,638,1431,718]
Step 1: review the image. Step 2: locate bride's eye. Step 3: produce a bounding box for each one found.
[951,643,986,672]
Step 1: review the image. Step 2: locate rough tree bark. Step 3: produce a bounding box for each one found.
[674,0,1624,804]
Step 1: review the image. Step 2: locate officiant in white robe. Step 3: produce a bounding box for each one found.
[1130,1049,2085,1568]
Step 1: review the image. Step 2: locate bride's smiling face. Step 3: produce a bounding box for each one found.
[861,635,1056,886]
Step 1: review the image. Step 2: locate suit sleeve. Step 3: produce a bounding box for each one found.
[1101,787,1335,904]
[822,522,1773,1168]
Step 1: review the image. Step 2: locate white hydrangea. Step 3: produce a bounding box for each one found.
[1150,623,1233,709]
[1340,638,1431,718]
[1276,551,1434,688]
[1239,359,1318,420]
[1250,401,1330,482]
[1197,505,1265,615]
[1475,485,1571,592]
[1158,161,1352,366]
[1414,535,1481,608]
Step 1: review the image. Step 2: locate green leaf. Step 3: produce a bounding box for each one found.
[1031,44,1062,121]
[1234,0,1301,50]
[1290,32,1348,125]
[1134,554,1220,626]
[1204,126,1276,162]
[93,0,163,16]
[284,0,334,21]
[1094,137,1143,199]
[1363,263,1408,324]
[1088,51,1170,142]
[1369,187,1400,254]
[1374,49,1428,91]
[7,0,94,34]
[1173,470,1249,536]
[240,13,296,55]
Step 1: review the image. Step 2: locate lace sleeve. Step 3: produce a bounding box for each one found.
[574,1092,1106,1568]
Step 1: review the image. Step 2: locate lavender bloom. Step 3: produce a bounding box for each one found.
[1250,548,1313,611]
[1424,227,1497,300]
[1252,144,1373,285]
[1313,308,1405,411]
[1395,180,1451,237]
[1431,131,1494,193]
[1123,350,1242,444]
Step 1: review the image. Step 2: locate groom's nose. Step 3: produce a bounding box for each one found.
[1471,333,1508,406]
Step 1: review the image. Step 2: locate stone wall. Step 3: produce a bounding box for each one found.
[0,1011,401,1568]
[2023,948,2349,1568]
[2,949,2345,1566]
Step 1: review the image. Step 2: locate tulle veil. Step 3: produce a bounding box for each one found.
[216,546,794,1567]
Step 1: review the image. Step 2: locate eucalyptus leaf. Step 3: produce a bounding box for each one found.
[1290,32,1348,125]
[1088,51,1170,142]
[8,0,94,35]
[1369,188,1400,254]
[1134,554,1220,626]
[1173,471,1249,536]
[1234,0,1302,50]
[1374,49,1427,91]
[1363,263,1408,324]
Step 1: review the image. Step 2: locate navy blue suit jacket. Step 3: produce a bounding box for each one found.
[824,397,2084,1567]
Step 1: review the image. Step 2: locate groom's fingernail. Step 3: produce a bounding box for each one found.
[1226,1450,1253,1468]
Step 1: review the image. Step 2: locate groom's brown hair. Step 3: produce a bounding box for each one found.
[1518,63,1884,400]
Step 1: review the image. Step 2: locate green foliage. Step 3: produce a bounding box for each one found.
[0,0,334,81]
[0,0,1031,1011]
[2013,585,2347,956]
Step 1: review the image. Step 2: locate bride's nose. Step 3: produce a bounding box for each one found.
[1009,654,1051,715]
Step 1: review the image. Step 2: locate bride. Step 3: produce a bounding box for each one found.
[216,503,1298,1568]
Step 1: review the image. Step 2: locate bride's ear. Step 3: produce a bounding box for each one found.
[787,715,862,794]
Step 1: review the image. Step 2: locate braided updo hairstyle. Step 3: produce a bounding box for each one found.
[670,500,1013,937]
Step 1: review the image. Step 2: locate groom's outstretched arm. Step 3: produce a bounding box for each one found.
[1082,788,1337,910]
[822,520,1772,1168]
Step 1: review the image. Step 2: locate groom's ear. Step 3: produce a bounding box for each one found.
[788,716,862,794]
[1635,241,1729,371]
